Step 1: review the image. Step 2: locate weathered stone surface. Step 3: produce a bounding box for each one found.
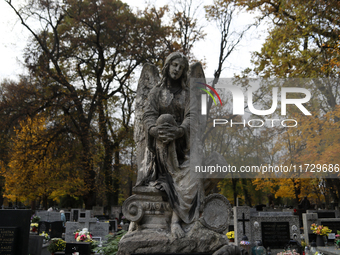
[200,193,232,233]
[118,221,228,255]
[122,186,171,231]
[212,245,245,255]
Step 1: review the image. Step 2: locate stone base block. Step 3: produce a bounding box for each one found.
[117,221,228,255]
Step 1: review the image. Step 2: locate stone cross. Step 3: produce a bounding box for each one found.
[78,210,97,229]
[233,206,251,245]
[238,213,249,235]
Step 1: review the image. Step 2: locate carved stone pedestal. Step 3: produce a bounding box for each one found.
[118,220,230,255]
[118,187,241,255]
[122,186,172,231]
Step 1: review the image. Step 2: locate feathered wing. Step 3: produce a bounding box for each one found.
[134,63,160,186]
[188,62,207,136]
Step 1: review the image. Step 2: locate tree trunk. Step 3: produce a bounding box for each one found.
[81,132,96,209]
[232,178,238,206]
[112,145,120,206]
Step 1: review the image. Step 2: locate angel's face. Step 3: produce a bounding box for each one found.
[169,58,186,81]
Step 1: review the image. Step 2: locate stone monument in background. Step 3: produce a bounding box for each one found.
[118,52,245,255]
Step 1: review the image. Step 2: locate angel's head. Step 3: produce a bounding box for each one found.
[161,52,189,88]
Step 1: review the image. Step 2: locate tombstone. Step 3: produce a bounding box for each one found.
[38,221,63,238]
[319,219,340,244]
[233,207,300,253]
[89,222,109,240]
[65,218,109,242]
[92,206,104,216]
[261,222,290,248]
[28,235,44,255]
[64,211,71,222]
[250,211,300,251]
[71,209,81,222]
[319,219,340,234]
[50,221,64,238]
[109,219,118,232]
[233,206,251,245]
[95,215,109,221]
[65,242,91,255]
[0,227,19,255]
[111,206,122,219]
[65,221,81,242]
[36,211,61,222]
[303,211,340,244]
[302,212,318,245]
[0,210,31,255]
[306,209,339,218]
[255,204,266,211]
[38,221,48,234]
[122,222,129,231]
[78,210,97,229]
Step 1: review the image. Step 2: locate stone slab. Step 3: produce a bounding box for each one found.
[117,221,228,255]
[0,210,31,255]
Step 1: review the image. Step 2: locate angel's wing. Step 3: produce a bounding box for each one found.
[134,63,160,186]
[188,62,206,138]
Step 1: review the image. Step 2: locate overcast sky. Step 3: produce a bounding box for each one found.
[0,0,267,82]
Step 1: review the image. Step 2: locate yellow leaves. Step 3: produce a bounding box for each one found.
[2,115,85,203]
[275,183,295,199]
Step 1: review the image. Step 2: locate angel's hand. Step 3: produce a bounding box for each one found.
[157,123,184,144]
[149,126,159,139]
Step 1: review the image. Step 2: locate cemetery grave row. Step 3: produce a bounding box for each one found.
[0,204,339,255]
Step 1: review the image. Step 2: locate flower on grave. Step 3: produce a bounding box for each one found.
[277,250,300,255]
[226,231,234,240]
[310,223,332,236]
[74,228,93,242]
[31,215,40,223]
[47,238,66,253]
[30,223,39,232]
[39,231,50,241]
[336,230,340,238]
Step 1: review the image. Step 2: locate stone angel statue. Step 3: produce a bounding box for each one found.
[134,52,206,237]
[119,52,237,255]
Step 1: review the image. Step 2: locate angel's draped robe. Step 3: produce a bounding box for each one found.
[138,84,202,224]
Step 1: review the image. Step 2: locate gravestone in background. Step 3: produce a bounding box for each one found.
[35,211,60,222]
[233,208,301,253]
[303,211,340,244]
[122,223,129,231]
[111,206,122,219]
[50,221,64,238]
[109,219,118,232]
[261,222,290,249]
[78,210,96,229]
[71,209,80,222]
[302,212,318,245]
[95,215,110,221]
[38,221,63,238]
[250,211,300,248]
[0,227,18,255]
[320,220,340,233]
[92,206,104,216]
[306,210,340,218]
[89,222,109,239]
[65,220,109,242]
[233,206,251,245]
[65,222,80,242]
[64,211,71,222]
[65,242,91,255]
[28,235,44,255]
[0,210,31,255]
